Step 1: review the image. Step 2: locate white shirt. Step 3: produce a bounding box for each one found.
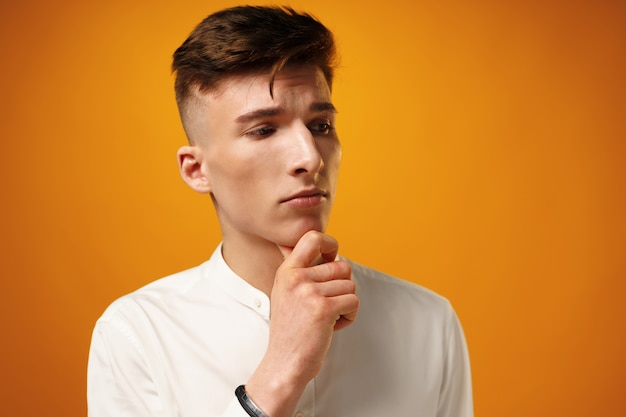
[88,245,473,417]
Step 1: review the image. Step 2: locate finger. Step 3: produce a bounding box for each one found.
[316,275,356,296]
[335,315,356,332]
[276,244,293,259]
[333,294,360,331]
[280,230,338,269]
[307,259,352,283]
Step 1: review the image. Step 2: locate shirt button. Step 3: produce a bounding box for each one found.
[254,298,262,308]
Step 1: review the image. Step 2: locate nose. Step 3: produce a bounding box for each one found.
[288,124,324,176]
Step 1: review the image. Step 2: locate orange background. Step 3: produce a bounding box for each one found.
[1,0,624,416]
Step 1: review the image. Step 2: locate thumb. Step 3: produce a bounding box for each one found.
[276,244,294,259]
[278,231,338,269]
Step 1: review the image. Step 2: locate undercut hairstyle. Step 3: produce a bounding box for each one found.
[172,5,338,108]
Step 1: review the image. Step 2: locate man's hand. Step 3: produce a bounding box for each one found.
[245,231,359,417]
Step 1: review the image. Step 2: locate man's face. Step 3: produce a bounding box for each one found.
[186,65,341,248]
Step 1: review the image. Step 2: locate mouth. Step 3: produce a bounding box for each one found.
[280,188,328,208]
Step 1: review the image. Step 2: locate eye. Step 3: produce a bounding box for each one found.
[245,125,276,139]
[309,120,334,135]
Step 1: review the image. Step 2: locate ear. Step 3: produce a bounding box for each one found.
[177,145,212,194]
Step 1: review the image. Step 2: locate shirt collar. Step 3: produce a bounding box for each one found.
[203,243,271,321]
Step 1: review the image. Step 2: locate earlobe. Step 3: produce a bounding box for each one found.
[177,145,212,194]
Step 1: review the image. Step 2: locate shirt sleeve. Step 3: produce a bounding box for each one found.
[87,319,171,417]
[87,319,251,417]
[437,304,474,417]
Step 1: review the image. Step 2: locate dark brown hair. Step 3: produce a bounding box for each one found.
[172,5,337,106]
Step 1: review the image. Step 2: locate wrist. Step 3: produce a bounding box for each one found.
[236,385,269,417]
[243,369,307,417]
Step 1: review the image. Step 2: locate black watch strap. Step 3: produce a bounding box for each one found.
[235,385,269,417]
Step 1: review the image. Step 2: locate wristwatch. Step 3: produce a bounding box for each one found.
[235,385,269,417]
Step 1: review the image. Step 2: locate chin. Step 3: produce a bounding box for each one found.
[276,221,327,247]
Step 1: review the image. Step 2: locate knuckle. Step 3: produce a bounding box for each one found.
[300,282,319,299]
[309,296,330,319]
[335,260,351,276]
[352,294,360,309]
[344,280,356,294]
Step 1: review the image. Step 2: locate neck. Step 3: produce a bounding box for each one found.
[220,234,284,297]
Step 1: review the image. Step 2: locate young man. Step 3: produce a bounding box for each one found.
[88,6,473,417]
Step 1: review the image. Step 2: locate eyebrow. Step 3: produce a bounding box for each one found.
[311,102,338,113]
[235,101,337,124]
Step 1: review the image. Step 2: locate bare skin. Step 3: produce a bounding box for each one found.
[246,231,359,417]
[177,65,359,416]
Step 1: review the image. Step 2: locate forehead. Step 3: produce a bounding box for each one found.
[205,65,331,111]
[180,66,332,144]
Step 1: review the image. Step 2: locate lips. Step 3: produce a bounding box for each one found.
[281,188,328,208]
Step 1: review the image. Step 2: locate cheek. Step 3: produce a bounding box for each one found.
[322,142,342,173]
[207,147,277,199]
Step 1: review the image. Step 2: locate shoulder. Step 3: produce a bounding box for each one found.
[345,258,454,318]
[96,261,207,325]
